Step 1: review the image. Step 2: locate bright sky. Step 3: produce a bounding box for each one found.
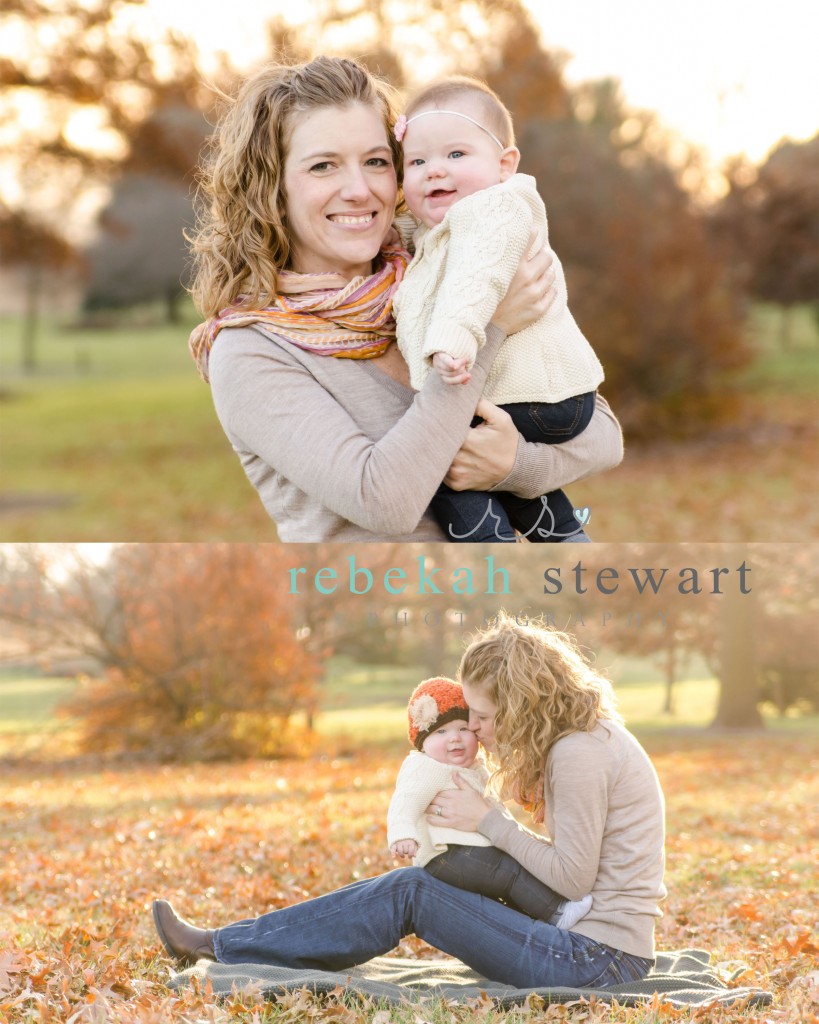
[141,0,818,169]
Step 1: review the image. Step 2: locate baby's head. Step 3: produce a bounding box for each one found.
[398,77,520,229]
[407,676,480,767]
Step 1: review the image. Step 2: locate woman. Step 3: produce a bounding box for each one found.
[188,56,623,541]
[153,615,666,988]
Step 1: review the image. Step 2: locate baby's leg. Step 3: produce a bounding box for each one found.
[429,484,517,543]
[502,394,597,445]
[501,489,583,543]
[424,845,562,921]
[498,395,598,543]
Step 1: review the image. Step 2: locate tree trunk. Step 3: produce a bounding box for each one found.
[712,575,763,728]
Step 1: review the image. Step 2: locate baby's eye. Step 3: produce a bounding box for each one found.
[408,157,425,167]
[448,150,465,159]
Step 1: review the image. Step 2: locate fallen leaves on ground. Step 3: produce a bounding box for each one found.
[1,733,817,1022]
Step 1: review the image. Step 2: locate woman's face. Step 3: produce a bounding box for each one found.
[461,680,498,753]
[282,102,398,281]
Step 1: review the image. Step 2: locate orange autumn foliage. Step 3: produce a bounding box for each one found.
[35,545,317,759]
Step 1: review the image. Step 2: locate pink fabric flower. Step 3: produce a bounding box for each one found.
[394,114,408,142]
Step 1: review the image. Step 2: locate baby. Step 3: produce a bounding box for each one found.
[387,676,591,928]
[393,77,606,543]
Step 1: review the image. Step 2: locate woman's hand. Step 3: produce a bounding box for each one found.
[426,773,492,832]
[490,231,558,336]
[444,399,517,490]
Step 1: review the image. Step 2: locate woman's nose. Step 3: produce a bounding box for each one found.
[339,167,371,200]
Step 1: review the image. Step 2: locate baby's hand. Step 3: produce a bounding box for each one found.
[432,352,472,385]
[390,839,419,859]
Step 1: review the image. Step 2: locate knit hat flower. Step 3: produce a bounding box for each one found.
[407,677,470,751]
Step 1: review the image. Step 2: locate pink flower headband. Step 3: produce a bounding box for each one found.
[394,110,504,149]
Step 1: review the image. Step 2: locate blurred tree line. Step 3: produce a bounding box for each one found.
[1,0,816,435]
[0,544,816,761]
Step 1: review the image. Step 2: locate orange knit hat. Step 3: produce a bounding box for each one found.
[407,677,469,751]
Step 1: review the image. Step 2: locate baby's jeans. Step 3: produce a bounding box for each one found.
[430,392,597,543]
[424,844,562,922]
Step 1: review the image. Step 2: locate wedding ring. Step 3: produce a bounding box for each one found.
[435,807,442,816]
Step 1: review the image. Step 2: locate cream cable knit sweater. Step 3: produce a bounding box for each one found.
[387,751,495,868]
[394,174,605,405]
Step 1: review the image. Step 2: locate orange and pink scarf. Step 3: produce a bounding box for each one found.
[189,245,409,381]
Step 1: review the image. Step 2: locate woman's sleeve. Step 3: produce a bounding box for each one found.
[208,326,504,536]
[477,735,611,899]
[492,394,624,500]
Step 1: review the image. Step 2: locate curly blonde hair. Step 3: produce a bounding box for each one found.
[189,56,404,318]
[458,613,622,814]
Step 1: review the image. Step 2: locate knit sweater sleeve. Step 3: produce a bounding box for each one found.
[495,393,624,499]
[387,755,453,847]
[421,187,533,369]
[208,324,505,537]
[478,733,613,900]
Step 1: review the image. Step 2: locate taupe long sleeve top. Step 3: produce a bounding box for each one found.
[479,721,667,959]
[208,324,623,541]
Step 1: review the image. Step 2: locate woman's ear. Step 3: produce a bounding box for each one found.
[498,147,521,182]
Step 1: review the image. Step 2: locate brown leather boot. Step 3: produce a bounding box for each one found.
[152,899,216,966]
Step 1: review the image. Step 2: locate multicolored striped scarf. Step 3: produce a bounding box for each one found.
[189,245,410,381]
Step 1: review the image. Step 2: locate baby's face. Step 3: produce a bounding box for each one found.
[421,719,480,766]
[402,100,508,228]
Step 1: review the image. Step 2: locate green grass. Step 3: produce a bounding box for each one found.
[1,301,818,541]
[1,312,275,540]
[0,672,77,732]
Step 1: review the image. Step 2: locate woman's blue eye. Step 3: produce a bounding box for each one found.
[367,157,390,167]
[311,162,332,172]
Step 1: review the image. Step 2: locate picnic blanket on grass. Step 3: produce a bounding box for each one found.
[169,949,773,1009]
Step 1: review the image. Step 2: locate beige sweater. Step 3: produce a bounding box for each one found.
[394,174,605,404]
[208,324,624,541]
[479,721,666,958]
[387,752,493,868]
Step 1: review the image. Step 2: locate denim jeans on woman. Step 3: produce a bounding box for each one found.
[213,867,653,989]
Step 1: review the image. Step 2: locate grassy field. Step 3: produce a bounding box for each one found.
[1,303,817,541]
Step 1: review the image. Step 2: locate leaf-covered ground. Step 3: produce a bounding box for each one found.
[2,732,817,1022]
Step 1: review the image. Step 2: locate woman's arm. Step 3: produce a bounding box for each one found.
[478,734,614,899]
[208,324,505,536]
[443,394,624,497]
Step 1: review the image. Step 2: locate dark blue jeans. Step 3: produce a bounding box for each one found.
[424,844,562,921]
[431,392,596,543]
[212,867,653,988]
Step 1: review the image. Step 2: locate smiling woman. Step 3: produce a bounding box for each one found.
[185,55,624,541]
